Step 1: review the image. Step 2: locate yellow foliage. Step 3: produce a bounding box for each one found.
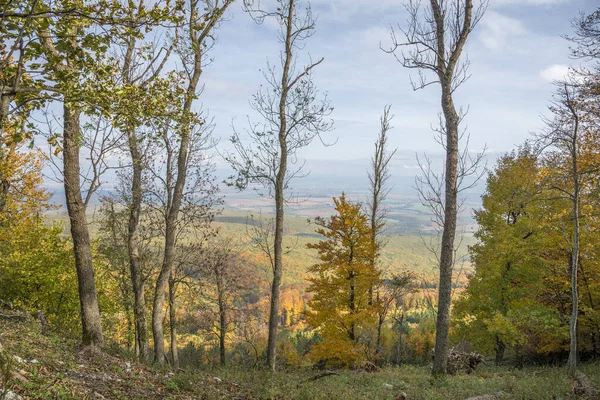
[306,194,380,367]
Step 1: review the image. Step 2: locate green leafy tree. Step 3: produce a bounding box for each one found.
[453,148,569,365]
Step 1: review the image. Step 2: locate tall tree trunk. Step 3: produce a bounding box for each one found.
[63,103,104,347]
[265,0,294,372]
[349,275,356,342]
[567,161,580,377]
[153,221,179,366]
[168,277,179,368]
[127,126,149,362]
[376,312,384,357]
[152,22,201,367]
[218,291,227,367]
[396,312,404,364]
[495,336,505,366]
[567,94,580,377]
[431,83,460,375]
[266,167,285,370]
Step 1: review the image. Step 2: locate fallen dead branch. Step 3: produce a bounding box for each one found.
[297,370,340,388]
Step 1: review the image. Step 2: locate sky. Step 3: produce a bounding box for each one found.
[194,0,597,178]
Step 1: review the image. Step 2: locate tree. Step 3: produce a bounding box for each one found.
[367,105,397,241]
[35,0,120,347]
[0,137,78,327]
[97,199,134,349]
[111,0,179,362]
[366,105,398,357]
[147,111,221,365]
[306,194,380,368]
[150,0,234,366]
[537,78,593,375]
[196,238,245,367]
[374,272,415,363]
[567,8,600,62]
[384,0,487,375]
[452,148,556,365]
[227,0,333,371]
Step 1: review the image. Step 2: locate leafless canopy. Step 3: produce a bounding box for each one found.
[226,0,334,199]
[415,131,486,233]
[383,0,487,92]
[367,105,397,237]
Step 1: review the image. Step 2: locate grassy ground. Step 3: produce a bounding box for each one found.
[1,316,599,400]
[195,364,600,400]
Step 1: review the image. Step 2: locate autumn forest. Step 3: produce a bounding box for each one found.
[1,0,600,399]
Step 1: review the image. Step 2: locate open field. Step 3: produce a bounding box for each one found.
[44,200,476,289]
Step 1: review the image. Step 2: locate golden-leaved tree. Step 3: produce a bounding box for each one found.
[0,129,78,327]
[306,194,381,367]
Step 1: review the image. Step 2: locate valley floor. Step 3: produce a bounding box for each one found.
[1,318,598,400]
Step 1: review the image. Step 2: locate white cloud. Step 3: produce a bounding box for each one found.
[479,11,526,50]
[539,64,571,82]
[493,0,566,6]
[310,0,399,21]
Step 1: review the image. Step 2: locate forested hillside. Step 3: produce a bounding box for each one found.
[1,0,600,398]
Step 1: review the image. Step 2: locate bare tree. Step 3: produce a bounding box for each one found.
[374,272,415,362]
[226,0,333,371]
[367,105,398,244]
[366,105,398,356]
[149,0,234,367]
[383,0,487,375]
[195,237,244,367]
[168,241,208,368]
[536,77,591,376]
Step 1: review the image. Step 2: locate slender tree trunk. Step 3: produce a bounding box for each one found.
[432,83,459,375]
[376,312,384,357]
[349,275,356,342]
[218,292,227,367]
[396,312,404,364]
[515,346,524,369]
[151,106,193,367]
[63,103,104,347]
[153,224,177,366]
[376,289,383,352]
[168,277,179,368]
[266,0,294,372]
[266,170,285,370]
[127,126,149,362]
[120,28,151,362]
[152,27,201,367]
[495,336,505,366]
[567,142,579,376]
[567,99,580,377]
